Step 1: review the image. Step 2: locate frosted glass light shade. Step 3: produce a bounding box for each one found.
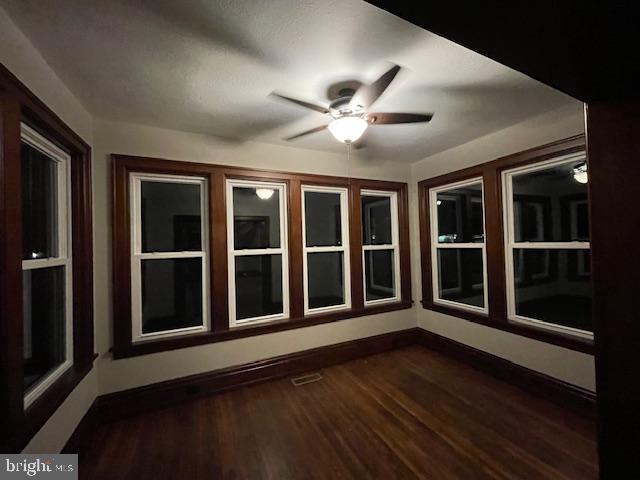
[572,163,588,184]
[255,188,275,200]
[328,116,368,144]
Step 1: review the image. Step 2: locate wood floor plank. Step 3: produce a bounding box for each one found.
[79,346,597,479]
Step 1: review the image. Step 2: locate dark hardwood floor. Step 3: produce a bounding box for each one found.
[80,346,597,479]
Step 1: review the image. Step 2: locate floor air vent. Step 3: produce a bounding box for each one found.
[290,372,323,386]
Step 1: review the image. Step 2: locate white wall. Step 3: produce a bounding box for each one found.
[3,2,595,453]
[409,103,596,391]
[0,6,97,453]
[92,119,415,394]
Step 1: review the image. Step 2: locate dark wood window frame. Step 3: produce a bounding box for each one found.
[418,135,594,354]
[112,155,412,358]
[0,64,95,452]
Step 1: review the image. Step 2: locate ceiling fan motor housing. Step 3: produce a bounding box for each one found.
[329,93,365,119]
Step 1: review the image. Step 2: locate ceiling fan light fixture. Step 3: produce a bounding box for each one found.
[255,188,275,200]
[572,162,588,184]
[328,116,368,144]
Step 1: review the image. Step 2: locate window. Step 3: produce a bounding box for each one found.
[112,155,412,357]
[429,179,487,313]
[130,173,210,341]
[361,190,400,305]
[227,179,289,326]
[503,153,592,338]
[21,124,73,408]
[418,136,592,353]
[1,65,94,452]
[302,186,350,314]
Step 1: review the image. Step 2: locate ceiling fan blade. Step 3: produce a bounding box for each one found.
[270,92,329,114]
[350,64,401,109]
[367,112,434,125]
[284,124,328,141]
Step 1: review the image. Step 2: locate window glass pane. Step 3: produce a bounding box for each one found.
[436,183,484,243]
[511,161,589,242]
[235,255,283,320]
[22,142,58,260]
[304,191,342,247]
[141,181,201,252]
[307,252,344,309]
[364,249,395,301]
[513,249,592,332]
[362,196,392,245]
[141,258,203,334]
[437,249,485,308]
[23,266,65,393]
[233,186,281,250]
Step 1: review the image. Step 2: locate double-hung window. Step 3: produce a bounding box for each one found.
[21,124,73,408]
[112,155,412,357]
[301,185,351,314]
[227,179,289,326]
[130,173,210,341]
[502,153,592,338]
[429,179,487,313]
[361,190,400,304]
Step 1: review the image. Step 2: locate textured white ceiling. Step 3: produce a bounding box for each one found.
[1,0,578,162]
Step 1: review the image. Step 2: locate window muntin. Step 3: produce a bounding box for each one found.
[227,179,289,326]
[21,124,73,409]
[302,186,351,314]
[429,179,488,313]
[362,190,400,305]
[130,173,210,341]
[503,153,592,338]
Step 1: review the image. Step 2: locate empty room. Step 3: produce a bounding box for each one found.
[1,1,637,479]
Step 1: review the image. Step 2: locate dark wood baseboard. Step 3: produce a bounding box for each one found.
[97,329,415,424]
[63,327,596,453]
[414,328,597,419]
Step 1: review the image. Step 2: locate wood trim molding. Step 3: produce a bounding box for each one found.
[0,63,95,452]
[98,330,416,425]
[413,328,596,419]
[586,100,640,477]
[111,154,412,358]
[418,135,594,354]
[63,326,596,454]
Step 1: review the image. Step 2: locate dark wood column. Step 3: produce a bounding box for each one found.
[586,101,640,478]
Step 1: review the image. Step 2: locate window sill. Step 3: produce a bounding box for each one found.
[11,353,98,452]
[420,300,594,354]
[112,300,414,359]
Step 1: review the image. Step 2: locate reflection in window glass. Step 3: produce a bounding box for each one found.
[436,183,484,243]
[513,249,592,332]
[23,267,65,393]
[364,249,395,301]
[22,142,58,260]
[437,249,484,308]
[304,191,342,247]
[307,252,344,309]
[141,258,203,334]
[362,196,392,245]
[141,181,201,252]
[233,187,281,249]
[512,161,589,242]
[235,255,283,320]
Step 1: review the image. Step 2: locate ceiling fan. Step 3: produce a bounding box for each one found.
[271,64,434,145]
